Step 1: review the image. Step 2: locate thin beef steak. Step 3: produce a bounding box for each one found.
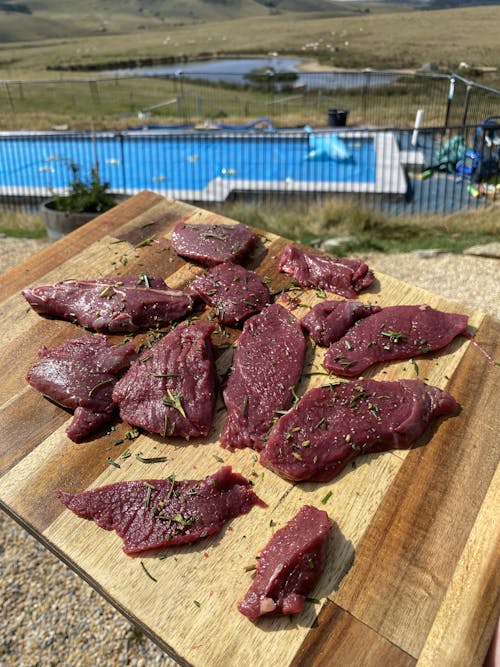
[260,379,458,482]
[22,276,193,333]
[238,505,332,619]
[58,466,266,554]
[112,321,217,439]
[278,244,374,299]
[171,221,257,266]
[323,304,469,377]
[301,300,381,346]
[221,304,306,451]
[26,334,137,442]
[189,262,270,325]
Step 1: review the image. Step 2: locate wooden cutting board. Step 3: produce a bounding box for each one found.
[0,191,498,667]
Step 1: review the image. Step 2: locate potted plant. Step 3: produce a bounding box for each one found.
[41,162,119,240]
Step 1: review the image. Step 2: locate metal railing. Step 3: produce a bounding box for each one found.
[1,122,498,217]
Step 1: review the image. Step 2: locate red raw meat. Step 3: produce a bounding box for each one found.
[301,300,381,346]
[260,379,458,482]
[279,244,374,299]
[58,466,266,554]
[221,304,306,451]
[238,505,332,619]
[323,304,469,377]
[172,221,257,266]
[189,262,270,325]
[22,276,193,333]
[112,321,217,439]
[26,334,137,442]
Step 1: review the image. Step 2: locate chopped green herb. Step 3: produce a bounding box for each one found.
[193,600,201,608]
[321,491,333,505]
[172,513,194,526]
[144,482,156,508]
[135,235,156,248]
[199,231,228,240]
[166,473,176,500]
[140,561,157,582]
[148,372,181,379]
[106,457,121,469]
[410,358,419,375]
[98,285,114,298]
[381,330,406,344]
[213,455,224,463]
[88,378,114,397]
[162,389,186,418]
[135,453,168,464]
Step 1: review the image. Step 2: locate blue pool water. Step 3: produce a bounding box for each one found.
[0,131,377,198]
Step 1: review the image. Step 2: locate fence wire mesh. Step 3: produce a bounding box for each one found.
[0,71,499,218]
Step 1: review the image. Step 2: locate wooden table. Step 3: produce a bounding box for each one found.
[1,191,498,666]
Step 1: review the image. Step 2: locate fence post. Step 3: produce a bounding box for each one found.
[362,70,371,124]
[119,133,126,191]
[4,82,14,111]
[444,76,455,128]
[461,84,472,126]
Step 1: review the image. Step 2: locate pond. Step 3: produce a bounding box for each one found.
[106,57,399,90]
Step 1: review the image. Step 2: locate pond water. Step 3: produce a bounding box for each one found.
[106,57,399,90]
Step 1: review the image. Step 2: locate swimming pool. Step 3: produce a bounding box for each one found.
[0,130,407,201]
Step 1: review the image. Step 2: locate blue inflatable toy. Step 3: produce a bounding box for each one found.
[304,125,351,161]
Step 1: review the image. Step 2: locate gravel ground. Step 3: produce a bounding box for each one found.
[0,236,498,667]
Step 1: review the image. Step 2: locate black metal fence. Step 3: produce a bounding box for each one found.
[1,121,498,217]
[0,70,499,219]
[1,71,499,131]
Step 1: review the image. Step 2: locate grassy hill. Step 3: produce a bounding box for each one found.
[0,0,393,43]
[0,1,498,91]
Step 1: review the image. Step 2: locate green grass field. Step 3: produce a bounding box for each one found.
[1,6,499,78]
[2,199,498,254]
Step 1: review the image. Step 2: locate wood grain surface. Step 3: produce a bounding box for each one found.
[0,191,498,667]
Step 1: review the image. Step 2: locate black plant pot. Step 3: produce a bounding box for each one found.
[40,198,124,240]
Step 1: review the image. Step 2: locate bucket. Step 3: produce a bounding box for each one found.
[328,109,348,127]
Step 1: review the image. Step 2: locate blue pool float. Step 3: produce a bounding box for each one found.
[304,125,351,161]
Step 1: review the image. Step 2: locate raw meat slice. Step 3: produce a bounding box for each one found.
[278,244,374,299]
[260,379,458,482]
[301,300,381,346]
[221,304,306,451]
[323,304,469,377]
[26,334,137,443]
[58,466,266,554]
[171,221,257,266]
[22,276,193,333]
[112,321,217,439]
[238,505,332,619]
[189,262,270,325]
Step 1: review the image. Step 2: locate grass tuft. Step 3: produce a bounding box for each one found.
[217,199,500,255]
[0,210,47,238]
